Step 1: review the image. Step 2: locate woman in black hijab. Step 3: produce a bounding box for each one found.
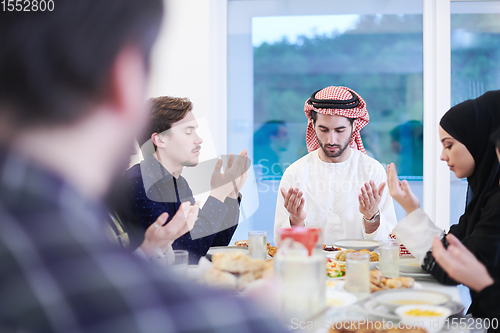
[387,90,500,318]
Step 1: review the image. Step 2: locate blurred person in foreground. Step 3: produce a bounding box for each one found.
[0,2,285,332]
[274,86,397,244]
[127,96,248,264]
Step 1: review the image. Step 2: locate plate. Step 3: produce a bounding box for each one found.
[333,239,380,251]
[371,289,451,312]
[399,257,425,273]
[206,246,248,261]
[399,271,434,280]
[359,297,465,320]
[326,280,345,290]
[326,290,358,308]
[206,246,272,260]
[323,245,342,253]
[207,246,249,255]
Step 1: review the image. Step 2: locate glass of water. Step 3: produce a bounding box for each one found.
[345,252,370,299]
[171,250,188,276]
[379,239,399,278]
[248,231,267,260]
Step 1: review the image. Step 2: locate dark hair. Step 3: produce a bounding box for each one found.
[310,110,355,126]
[0,0,163,129]
[141,96,193,150]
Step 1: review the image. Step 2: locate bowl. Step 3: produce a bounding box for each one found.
[371,289,452,312]
[399,257,425,273]
[395,305,452,333]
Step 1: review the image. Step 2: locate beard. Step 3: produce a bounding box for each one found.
[317,134,351,158]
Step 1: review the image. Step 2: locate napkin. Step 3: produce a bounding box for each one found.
[392,208,445,264]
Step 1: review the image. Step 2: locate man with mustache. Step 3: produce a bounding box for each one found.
[127,96,248,263]
[274,86,397,244]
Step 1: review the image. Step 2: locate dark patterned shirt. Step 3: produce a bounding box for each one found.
[127,155,238,263]
[0,151,285,333]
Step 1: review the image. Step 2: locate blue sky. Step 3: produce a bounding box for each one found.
[252,15,359,46]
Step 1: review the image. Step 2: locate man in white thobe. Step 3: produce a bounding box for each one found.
[274,86,397,244]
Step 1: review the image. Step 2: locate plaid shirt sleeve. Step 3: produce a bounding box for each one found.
[0,157,286,333]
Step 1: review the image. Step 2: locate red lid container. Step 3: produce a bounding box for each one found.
[277,227,321,256]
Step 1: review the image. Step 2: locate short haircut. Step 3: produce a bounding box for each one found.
[0,0,163,129]
[141,96,193,151]
[310,110,355,126]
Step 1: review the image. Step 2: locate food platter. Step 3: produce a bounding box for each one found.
[332,239,380,251]
[206,246,272,260]
[326,250,379,270]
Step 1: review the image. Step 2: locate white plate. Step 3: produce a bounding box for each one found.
[207,246,249,255]
[399,257,425,273]
[206,246,272,259]
[371,289,451,312]
[326,280,345,290]
[326,290,358,308]
[399,271,433,279]
[333,239,380,251]
[327,252,378,270]
[360,297,465,320]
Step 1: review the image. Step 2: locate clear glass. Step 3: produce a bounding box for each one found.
[379,239,400,278]
[171,250,188,276]
[248,230,267,259]
[345,252,370,299]
[227,1,424,244]
[274,247,325,325]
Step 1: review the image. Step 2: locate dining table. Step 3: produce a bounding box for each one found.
[187,247,488,333]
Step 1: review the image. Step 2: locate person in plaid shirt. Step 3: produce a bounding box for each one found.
[0,1,285,332]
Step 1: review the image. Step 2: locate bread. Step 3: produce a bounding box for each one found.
[367,269,415,293]
[212,252,266,274]
[335,249,378,262]
[395,277,415,288]
[234,240,277,257]
[267,245,277,257]
[234,240,249,247]
[203,267,237,289]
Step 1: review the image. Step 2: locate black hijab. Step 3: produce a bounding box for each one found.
[439,90,500,237]
[426,91,500,318]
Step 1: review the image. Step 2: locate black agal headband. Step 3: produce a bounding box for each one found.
[308,89,360,109]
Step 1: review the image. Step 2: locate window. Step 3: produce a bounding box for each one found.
[449,1,500,226]
[228,0,424,244]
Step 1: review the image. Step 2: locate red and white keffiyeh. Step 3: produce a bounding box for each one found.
[304,86,369,154]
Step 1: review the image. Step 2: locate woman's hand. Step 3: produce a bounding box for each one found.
[432,233,494,292]
[386,163,420,215]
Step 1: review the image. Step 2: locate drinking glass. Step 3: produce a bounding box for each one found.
[171,250,188,276]
[345,252,370,299]
[248,231,267,260]
[379,239,400,278]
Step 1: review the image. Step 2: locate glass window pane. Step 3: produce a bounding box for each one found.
[228,1,423,244]
[450,2,500,227]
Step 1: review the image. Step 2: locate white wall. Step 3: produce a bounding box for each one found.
[148,0,228,154]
